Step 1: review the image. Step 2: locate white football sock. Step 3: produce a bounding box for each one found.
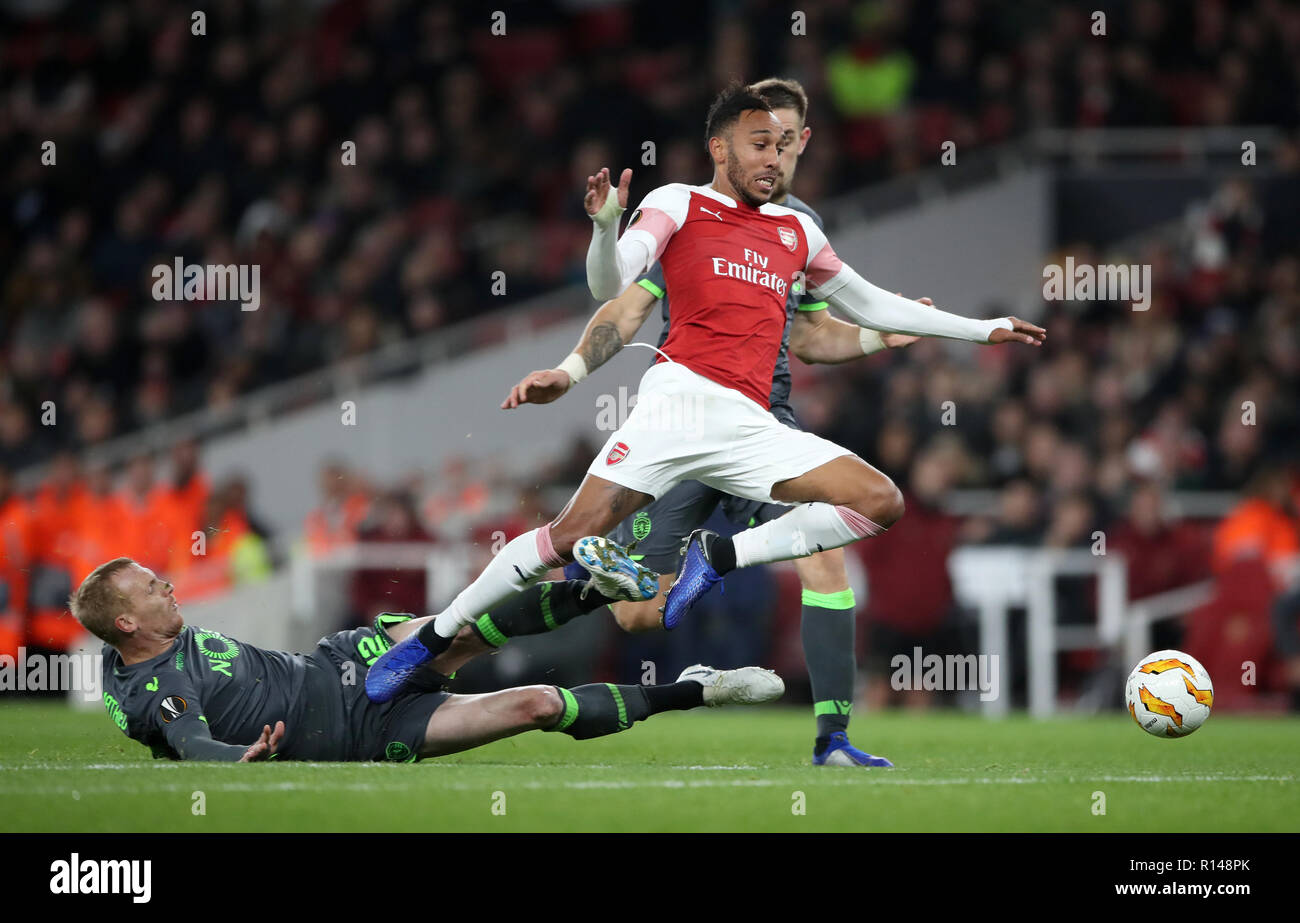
[732,503,885,568]
[432,525,566,637]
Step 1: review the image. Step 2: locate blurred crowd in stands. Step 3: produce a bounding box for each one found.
[6,0,1300,463]
[0,439,273,658]
[1,0,1298,708]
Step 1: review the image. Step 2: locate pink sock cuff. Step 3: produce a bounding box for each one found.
[535,525,566,568]
[835,505,885,538]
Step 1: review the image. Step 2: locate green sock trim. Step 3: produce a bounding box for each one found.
[474,613,507,648]
[637,278,665,299]
[813,699,853,717]
[540,583,557,631]
[553,688,579,731]
[605,683,629,730]
[374,612,415,646]
[801,588,856,609]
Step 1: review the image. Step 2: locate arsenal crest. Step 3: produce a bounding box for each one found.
[778,226,798,251]
[606,441,630,465]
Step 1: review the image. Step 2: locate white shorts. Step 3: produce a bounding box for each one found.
[585,361,854,503]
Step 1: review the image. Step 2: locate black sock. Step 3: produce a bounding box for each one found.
[800,588,857,739]
[546,683,653,740]
[416,620,453,657]
[642,679,706,712]
[711,535,737,575]
[470,580,609,648]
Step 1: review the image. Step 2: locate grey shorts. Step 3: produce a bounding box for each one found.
[290,624,448,762]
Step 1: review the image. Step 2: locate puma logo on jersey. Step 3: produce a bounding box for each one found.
[698,206,724,221]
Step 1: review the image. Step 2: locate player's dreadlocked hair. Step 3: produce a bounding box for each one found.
[748,77,809,126]
[704,80,773,152]
[69,557,136,644]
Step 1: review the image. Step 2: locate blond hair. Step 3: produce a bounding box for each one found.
[68,557,137,644]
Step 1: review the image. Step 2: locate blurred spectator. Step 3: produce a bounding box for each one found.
[422,456,489,540]
[858,448,964,709]
[1203,460,1300,709]
[349,490,433,627]
[1212,460,1300,590]
[1043,491,1098,550]
[71,460,122,588]
[165,439,211,570]
[1110,481,1211,602]
[26,453,88,649]
[174,474,272,601]
[116,454,174,576]
[0,466,31,659]
[304,459,372,556]
[968,478,1044,546]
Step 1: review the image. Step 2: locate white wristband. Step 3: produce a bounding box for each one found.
[556,353,589,387]
[589,191,625,231]
[859,328,886,355]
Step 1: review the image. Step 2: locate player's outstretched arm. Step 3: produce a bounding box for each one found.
[584,166,637,299]
[162,710,262,761]
[790,294,933,364]
[816,265,1045,346]
[141,676,255,761]
[501,282,658,409]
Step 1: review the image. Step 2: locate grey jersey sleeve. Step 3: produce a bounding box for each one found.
[634,262,667,300]
[787,196,830,314]
[144,670,247,762]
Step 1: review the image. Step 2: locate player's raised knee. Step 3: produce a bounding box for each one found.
[855,475,904,528]
[880,480,905,526]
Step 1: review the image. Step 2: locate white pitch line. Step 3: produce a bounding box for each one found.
[0,774,1294,797]
[1,762,1295,785]
[672,765,761,771]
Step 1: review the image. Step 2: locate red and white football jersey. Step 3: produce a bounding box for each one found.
[620,183,844,409]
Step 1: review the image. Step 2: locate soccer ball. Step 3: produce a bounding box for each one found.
[1124,649,1214,738]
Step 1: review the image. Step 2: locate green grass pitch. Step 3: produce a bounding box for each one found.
[2,701,1297,832]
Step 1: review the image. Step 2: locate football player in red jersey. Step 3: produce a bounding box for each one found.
[364,84,1043,706]
[501,77,926,767]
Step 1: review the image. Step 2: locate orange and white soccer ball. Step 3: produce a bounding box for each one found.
[1125,650,1214,738]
